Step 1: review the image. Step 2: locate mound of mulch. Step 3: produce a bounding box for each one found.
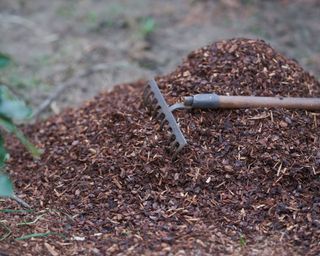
[1,38,320,255]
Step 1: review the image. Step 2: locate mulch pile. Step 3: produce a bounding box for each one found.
[1,38,320,255]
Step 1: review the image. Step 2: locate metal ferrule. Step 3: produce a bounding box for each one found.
[184,94,220,109]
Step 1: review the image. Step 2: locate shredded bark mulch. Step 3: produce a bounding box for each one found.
[1,38,319,255]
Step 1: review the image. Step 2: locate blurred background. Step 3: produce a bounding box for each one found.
[0,0,319,118]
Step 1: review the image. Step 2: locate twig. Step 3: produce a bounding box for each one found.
[11,194,31,209]
[31,64,111,119]
[0,222,12,241]
[0,14,57,43]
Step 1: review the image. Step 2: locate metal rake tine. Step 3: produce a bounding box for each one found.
[147,95,158,113]
[169,140,180,157]
[160,117,168,130]
[169,133,176,142]
[143,87,153,106]
[172,142,185,160]
[145,92,154,107]
[142,86,149,102]
[169,140,178,150]
[151,104,161,118]
[151,95,158,107]
[156,111,165,121]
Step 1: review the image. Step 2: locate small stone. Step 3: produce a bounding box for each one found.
[285,116,292,124]
[279,121,288,128]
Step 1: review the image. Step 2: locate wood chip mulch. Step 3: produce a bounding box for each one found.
[1,38,319,255]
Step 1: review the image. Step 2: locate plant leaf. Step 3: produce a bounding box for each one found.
[140,17,155,37]
[0,173,14,197]
[0,209,33,213]
[0,53,11,69]
[0,100,31,120]
[0,134,7,168]
[14,129,43,158]
[0,116,42,158]
[0,114,17,133]
[239,235,246,247]
[0,86,31,121]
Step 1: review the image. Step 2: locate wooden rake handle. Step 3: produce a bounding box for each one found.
[184,94,320,110]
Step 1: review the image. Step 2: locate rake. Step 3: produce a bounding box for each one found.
[143,79,320,158]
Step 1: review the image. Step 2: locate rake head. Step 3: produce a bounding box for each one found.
[143,79,187,158]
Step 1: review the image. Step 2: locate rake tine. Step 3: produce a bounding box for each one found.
[169,140,178,151]
[143,88,153,106]
[173,142,185,159]
[151,105,160,118]
[156,111,164,121]
[142,86,148,98]
[160,118,167,130]
[169,133,176,142]
[142,86,149,102]
[169,141,181,159]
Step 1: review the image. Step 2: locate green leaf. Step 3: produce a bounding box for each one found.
[0,114,16,132]
[239,234,246,247]
[0,173,14,197]
[14,129,43,158]
[0,209,33,213]
[0,100,31,120]
[140,17,155,37]
[0,116,42,158]
[0,134,8,168]
[0,86,31,121]
[0,53,11,69]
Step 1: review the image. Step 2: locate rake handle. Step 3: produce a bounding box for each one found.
[184,94,320,110]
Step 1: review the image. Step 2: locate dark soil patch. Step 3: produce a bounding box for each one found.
[1,38,320,255]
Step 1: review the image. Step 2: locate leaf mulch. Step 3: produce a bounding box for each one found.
[1,38,319,255]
